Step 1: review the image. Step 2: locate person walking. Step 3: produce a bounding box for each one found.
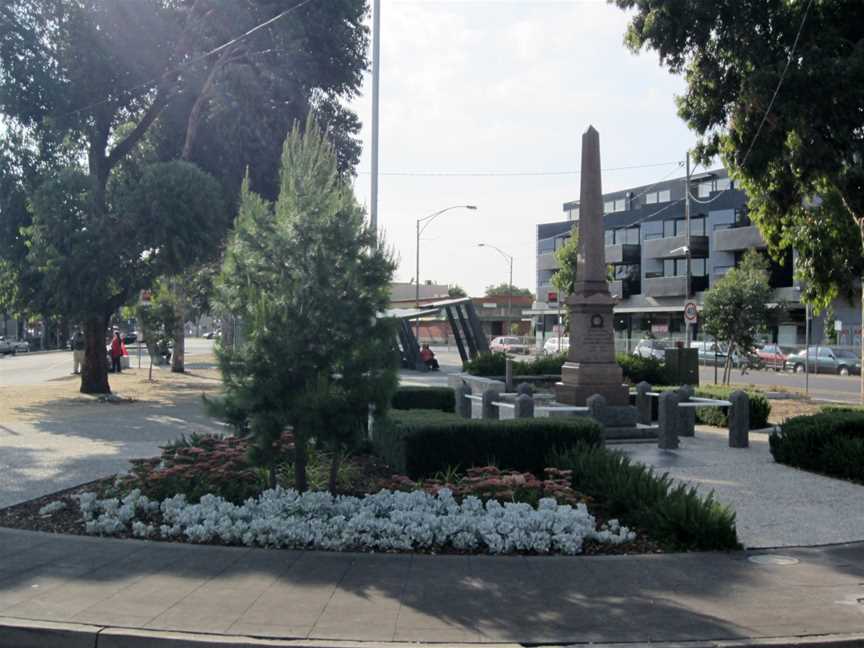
[109,331,123,374]
[71,329,85,374]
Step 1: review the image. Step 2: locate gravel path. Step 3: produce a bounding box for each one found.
[619,426,864,548]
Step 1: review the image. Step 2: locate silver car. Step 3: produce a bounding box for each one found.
[632,338,670,361]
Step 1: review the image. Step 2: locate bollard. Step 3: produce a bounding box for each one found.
[636,381,652,425]
[516,382,533,396]
[728,390,750,448]
[586,394,607,426]
[658,391,679,449]
[677,384,695,437]
[481,389,500,420]
[505,358,514,393]
[454,383,472,419]
[514,393,535,419]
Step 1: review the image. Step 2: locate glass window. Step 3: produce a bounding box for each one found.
[625,227,640,244]
[614,198,626,212]
[664,259,676,277]
[554,235,569,251]
[698,181,712,198]
[604,230,613,246]
[691,258,707,276]
[644,232,662,240]
[645,192,658,204]
[716,177,731,191]
[538,238,555,253]
[690,216,706,236]
[658,189,671,202]
[604,200,614,213]
[663,220,676,238]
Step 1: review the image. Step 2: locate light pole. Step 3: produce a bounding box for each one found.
[415,205,477,340]
[478,243,514,336]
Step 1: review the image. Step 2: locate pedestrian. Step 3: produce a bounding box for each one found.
[109,331,123,374]
[71,329,85,375]
[419,344,439,371]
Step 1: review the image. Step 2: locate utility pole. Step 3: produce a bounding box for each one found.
[684,150,692,347]
[370,0,380,235]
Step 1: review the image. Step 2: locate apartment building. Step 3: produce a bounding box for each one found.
[534,168,862,349]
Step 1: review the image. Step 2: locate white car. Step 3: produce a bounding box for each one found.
[543,336,570,354]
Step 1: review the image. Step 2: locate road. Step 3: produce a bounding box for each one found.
[0,338,215,387]
[698,364,863,403]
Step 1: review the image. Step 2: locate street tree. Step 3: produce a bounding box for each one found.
[447,284,468,298]
[551,227,579,298]
[702,251,772,384]
[212,119,397,492]
[485,283,533,298]
[614,0,864,395]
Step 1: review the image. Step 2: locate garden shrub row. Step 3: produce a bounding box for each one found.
[463,351,672,385]
[652,385,771,429]
[550,444,740,550]
[391,386,455,412]
[770,410,864,483]
[373,409,604,478]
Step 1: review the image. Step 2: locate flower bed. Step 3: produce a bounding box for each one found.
[74,486,635,555]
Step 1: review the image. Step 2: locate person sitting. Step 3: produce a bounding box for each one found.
[419,344,439,371]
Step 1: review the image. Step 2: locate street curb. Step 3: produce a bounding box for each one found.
[3,618,864,648]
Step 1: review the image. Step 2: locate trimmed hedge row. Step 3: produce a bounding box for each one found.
[374,409,604,478]
[391,386,455,412]
[463,351,672,385]
[654,385,771,429]
[550,445,740,550]
[770,410,864,482]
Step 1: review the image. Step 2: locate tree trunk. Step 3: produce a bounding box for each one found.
[171,281,186,373]
[859,219,864,404]
[81,315,110,394]
[328,445,341,494]
[293,433,308,493]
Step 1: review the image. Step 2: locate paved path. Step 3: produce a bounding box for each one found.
[620,426,864,549]
[1,528,864,645]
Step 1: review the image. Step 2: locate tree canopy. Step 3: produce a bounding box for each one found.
[485,283,533,298]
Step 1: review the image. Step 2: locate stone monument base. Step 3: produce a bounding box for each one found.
[554,383,630,406]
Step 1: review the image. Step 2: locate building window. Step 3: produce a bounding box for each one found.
[697,181,712,198]
[664,259,676,277]
[613,198,626,212]
[663,220,676,238]
[605,230,614,245]
[554,235,570,251]
[538,238,555,253]
[645,192,658,205]
[691,258,707,276]
[658,189,671,202]
[716,177,731,191]
[604,200,614,213]
[690,216,706,236]
[625,226,640,244]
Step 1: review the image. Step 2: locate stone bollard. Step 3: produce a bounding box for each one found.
[516,382,533,396]
[587,394,607,426]
[636,381,652,425]
[677,384,696,437]
[454,383,472,419]
[728,390,750,448]
[505,358,514,393]
[514,393,535,419]
[658,391,679,449]
[481,389,500,420]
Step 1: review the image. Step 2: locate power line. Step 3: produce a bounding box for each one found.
[739,0,813,169]
[355,160,681,177]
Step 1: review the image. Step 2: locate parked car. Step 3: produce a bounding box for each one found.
[543,336,570,355]
[122,331,137,345]
[0,337,13,355]
[490,336,529,355]
[786,346,861,375]
[754,343,787,371]
[633,338,671,361]
[11,339,29,353]
[690,340,728,366]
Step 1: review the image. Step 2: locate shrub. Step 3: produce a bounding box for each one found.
[616,353,672,385]
[122,432,294,503]
[373,409,603,478]
[693,386,770,429]
[770,410,864,483]
[550,445,739,550]
[391,386,455,412]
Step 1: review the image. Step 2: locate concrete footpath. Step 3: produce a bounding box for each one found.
[1,528,864,647]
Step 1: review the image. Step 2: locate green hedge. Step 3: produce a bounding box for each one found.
[550,445,740,550]
[464,351,672,385]
[374,409,603,478]
[770,410,864,482]
[391,386,455,412]
[652,385,771,429]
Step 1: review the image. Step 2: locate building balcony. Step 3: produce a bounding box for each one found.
[609,279,639,299]
[713,225,765,252]
[643,276,687,297]
[537,251,559,272]
[605,243,641,265]
[643,234,709,259]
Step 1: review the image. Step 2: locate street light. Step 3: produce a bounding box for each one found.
[670,244,693,346]
[415,205,477,340]
[478,243,514,336]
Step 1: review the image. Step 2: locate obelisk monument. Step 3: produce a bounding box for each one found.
[555,126,629,406]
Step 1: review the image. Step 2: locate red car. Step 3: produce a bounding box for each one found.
[754,343,787,371]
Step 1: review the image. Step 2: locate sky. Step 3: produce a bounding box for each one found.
[347,0,700,298]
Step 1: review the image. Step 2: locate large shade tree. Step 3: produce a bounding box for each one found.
[614,0,864,395]
[0,0,369,391]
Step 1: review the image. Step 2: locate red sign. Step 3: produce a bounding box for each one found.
[547,292,558,303]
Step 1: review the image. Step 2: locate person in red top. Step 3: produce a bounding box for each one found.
[109,331,124,374]
[419,344,439,371]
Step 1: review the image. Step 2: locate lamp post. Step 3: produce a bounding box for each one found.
[415,205,477,340]
[478,243,514,336]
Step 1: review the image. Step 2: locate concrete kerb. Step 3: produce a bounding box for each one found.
[5,619,864,648]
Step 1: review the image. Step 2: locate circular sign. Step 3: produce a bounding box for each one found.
[684,302,699,323]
